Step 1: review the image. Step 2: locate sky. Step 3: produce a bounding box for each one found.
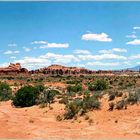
[1,2,140,70]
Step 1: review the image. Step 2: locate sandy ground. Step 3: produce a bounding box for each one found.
[0,100,140,139]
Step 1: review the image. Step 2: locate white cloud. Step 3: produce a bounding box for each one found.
[129,54,140,59]
[112,48,127,53]
[40,52,80,64]
[78,53,127,61]
[87,61,120,66]
[99,48,127,54]
[82,33,112,42]
[14,57,51,70]
[14,52,80,69]
[40,43,69,49]
[4,50,20,55]
[31,41,48,44]
[14,51,19,54]
[126,39,140,45]
[10,56,16,59]
[126,34,137,39]
[23,47,31,52]
[8,43,17,47]
[74,49,91,54]
[133,26,140,30]
[99,49,112,54]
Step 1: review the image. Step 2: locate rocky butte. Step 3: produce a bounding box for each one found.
[30,64,97,75]
[0,63,28,74]
[0,63,116,76]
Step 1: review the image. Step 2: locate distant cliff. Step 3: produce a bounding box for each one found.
[0,63,28,74]
[30,64,96,75]
[0,63,115,75]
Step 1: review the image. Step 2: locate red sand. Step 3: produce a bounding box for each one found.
[0,100,140,139]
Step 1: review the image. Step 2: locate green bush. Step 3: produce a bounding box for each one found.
[64,94,101,119]
[87,83,95,91]
[0,82,12,101]
[88,80,108,91]
[37,89,60,105]
[12,86,39,107]
[127,92,139,105]
[93,80,108,91]
[35,84,45,93]
[82,95,100,111]
[67,84,82,93]
[59,96,69,104]
[64,99,82,119]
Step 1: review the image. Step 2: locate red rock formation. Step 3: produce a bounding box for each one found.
[31,64,96,75]
[0,63,28,74]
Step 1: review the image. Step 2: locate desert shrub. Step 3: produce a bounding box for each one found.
[67,84,82,93]
[116,91,123,97]
[93,92,103,99]
[64,94,100,119]
[84,90,90,95]
[37,89,59,105]
[12,86,38,107]
[108,102,114,111]
[64,99,82,119]
[94,80,108,91]
[108,91,116,101]
[127,92,139,105]
[115,100,125,110]
[0,82,12,101]
[87,83,95,91]
[66,80,81,85]
[35,84,45,93]
[88,80,108,91]
[59,96,69,104]
[67,92,76,97]
[82,95,100,111]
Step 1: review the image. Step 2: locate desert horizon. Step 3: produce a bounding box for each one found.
[0,1,140,139]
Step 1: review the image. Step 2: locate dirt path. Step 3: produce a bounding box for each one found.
[0,101,140,139]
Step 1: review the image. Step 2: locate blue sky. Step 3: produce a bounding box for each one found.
[1,2,140,70]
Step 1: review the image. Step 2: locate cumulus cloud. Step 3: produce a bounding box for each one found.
[4,50,20,55]
[126,39,140,45]
[129,54,140,59]
[82,33,112,42]
[86,61,131,67]
[8,43,17,47]
[99,48,127,54]
[40,52,80,64]
[133,26,140,30]
[23,47,31,52]
[78,53,127,61]
[31,41,48,44]
[112,48,127,53]
[87,61,120,66]
[13,52,80,69]
[126,34,137,39]
[14,56,51,69]
[99,49,112,54]
[73,49,91,54]
[40,43,69,49]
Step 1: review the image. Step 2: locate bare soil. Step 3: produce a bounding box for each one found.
[0,100,140,139]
